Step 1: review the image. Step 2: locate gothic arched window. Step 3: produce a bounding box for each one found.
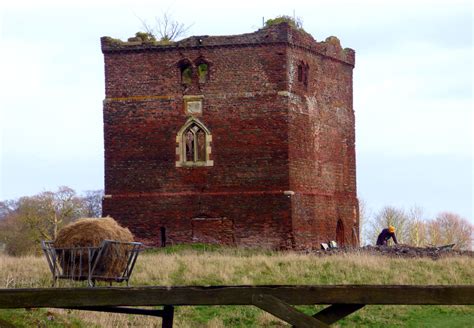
[176,118,213,167]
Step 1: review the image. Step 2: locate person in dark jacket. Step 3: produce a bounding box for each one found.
[376,226,398,246]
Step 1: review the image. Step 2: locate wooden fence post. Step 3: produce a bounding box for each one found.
[162,305,174,328]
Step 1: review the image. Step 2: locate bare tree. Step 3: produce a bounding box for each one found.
[0,187,90,255]
[138,12,191,42]
[358,199,372,246]
[368,206,412,245]
[16,186,85,242]
[406,205,426,247]
[0,187,106,255]
[82,190,104,218]
[426,212,473,249]
[0,200,16,219]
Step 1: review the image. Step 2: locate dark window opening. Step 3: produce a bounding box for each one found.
[297,65,303,82]
[303,64,309,86]
[160,227,166,247]
[197,63,208,83]
[181,65,192,84]
[297,62,309,87]
[336,219,345,246]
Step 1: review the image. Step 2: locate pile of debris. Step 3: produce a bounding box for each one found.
[308,243,474,260]
[358,244,474,260]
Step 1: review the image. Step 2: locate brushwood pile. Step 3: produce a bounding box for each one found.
[308,244,474,260]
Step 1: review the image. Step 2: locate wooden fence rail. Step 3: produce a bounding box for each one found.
[1,285,473,327]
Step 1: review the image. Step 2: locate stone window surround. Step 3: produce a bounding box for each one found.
[176,117,213,167]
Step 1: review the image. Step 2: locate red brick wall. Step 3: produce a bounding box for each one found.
[286,38,358,248]
[102,22,358,249]
[103,193,292,248]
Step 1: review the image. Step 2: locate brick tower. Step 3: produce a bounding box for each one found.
[101,22,358,249]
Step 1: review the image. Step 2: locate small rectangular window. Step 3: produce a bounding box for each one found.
[297,65,303,82]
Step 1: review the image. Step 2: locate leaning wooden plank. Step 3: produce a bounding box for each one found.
[252,294,329,328]
[313,304,365,325]
[0,285,473,308]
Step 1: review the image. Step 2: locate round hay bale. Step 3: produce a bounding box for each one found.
[54,217,134,280]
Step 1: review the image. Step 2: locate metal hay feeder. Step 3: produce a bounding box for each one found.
[42,240,143,287]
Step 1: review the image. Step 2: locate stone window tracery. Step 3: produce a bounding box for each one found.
[176,118,213,167]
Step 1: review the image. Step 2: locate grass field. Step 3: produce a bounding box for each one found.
[1,245,473,327]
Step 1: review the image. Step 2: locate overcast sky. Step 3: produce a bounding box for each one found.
[0,0,472,223]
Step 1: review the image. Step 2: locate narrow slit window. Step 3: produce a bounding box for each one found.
[297,61,309,87]
[160,227,166,247]
[297,64,303,82]
[303,64,309,86]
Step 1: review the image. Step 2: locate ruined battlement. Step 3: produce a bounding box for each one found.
[101,22,354,66]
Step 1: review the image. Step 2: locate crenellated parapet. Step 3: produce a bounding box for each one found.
[101,22,354,66]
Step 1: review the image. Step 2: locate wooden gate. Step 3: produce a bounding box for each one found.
[1,285,472,327]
